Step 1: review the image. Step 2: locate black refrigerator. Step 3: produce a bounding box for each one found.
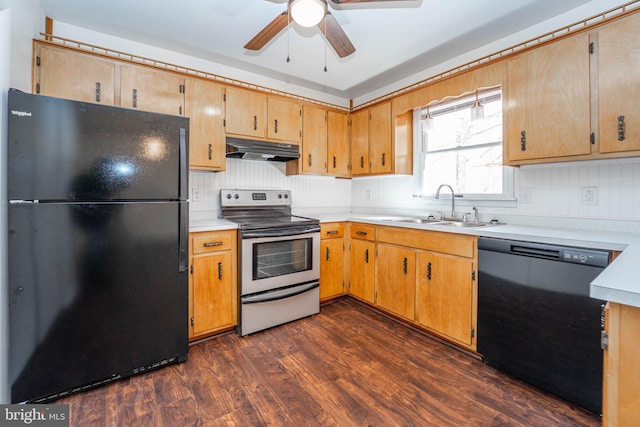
[7,89,189,403]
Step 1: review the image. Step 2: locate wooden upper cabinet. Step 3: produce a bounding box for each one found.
[185,78,225,171]
[327,111,350,177]
[120,64,184,116]
[598,13,640,153]
[35,45,115,105]
[506,33,591,162]
[268,97,302,142]
[302,105,328,174]
[369,102,392,174]
[350,109,370,176]
[224,87,267,138]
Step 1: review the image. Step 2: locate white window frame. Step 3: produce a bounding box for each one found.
[413,88,515,207]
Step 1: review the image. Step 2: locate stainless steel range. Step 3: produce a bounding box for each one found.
[221,189,320,336]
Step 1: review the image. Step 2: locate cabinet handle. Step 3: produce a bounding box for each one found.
[520,130,526,151]
[253,115,257,131]
[95,82,101,103]
[355,231,367,236]
[217,261,223,280]
[325,247,330,261]
[618,116,626,141]
[426,262,432,281]
[203,241,223,247]
[208,144,213,160]
[274,119,278,134]
[326,230,338,236]
[132,89,138,108]
[333,156,337,169]
[308,153,312,167]
[403,257,408,275]
[365,248,369,264]
[360,156,364,169]
[381,152,386,166]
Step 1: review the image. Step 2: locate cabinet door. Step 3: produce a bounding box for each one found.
[192,251,235,336]
[376,244,416,320]
[36,45,115,105]
[120,65,184,115]
[328,111,350,177]
[302,105,328,173]
[349,239,375,303]
[598,13,640,153]
[224,87,267,138]
[185,78,225,170]
[416,252,474,346]
[320,237,345,300]
[506,34,591,161]
[268,97,302,142]
[369,102,392,174]
[603,302,640,426]
[350,109,370,176]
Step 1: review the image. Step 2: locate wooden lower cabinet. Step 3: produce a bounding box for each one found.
[349,239,376,304]
[189,230,238,341]
[320,222,346,301]
[351,224,477,351]
[376,243,416,320]
[416,251,475,347]
[603,302,640,426]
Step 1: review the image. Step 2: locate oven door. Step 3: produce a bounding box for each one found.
[240,225,320,295]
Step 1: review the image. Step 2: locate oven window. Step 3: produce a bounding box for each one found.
[253,237,313,280]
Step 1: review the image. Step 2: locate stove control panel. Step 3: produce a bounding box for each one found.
[221,189,292,207]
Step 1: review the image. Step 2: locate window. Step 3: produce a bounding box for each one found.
[415,88,513,201]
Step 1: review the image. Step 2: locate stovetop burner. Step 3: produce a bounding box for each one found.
[220,189,319,230]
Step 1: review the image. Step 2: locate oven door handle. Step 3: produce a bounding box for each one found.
[241,225,320,239]
[242,281,319,304]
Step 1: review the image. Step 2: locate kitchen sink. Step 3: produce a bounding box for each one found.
[438,221,494,228]
[392,218,444,224]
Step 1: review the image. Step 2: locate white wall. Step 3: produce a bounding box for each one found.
[351,158,640,233]
[0,0,44,404]
[189,160,352,219]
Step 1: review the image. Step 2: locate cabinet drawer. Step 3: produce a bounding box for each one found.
[350,223,376,241]
[321,222,344,239]
[192,230,236,254]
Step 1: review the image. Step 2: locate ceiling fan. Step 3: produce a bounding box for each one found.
[244,0,410,58]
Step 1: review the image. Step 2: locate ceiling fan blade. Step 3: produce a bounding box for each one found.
[244,12,289,51]
[319,12,355,58]
[330,0,410,4]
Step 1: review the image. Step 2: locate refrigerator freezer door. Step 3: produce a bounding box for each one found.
[8,90,188,201]
[8,201,188,403]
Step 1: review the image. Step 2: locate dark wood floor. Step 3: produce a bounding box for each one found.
[58,298,600,426]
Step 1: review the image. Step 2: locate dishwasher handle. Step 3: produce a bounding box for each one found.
[478,237,610,268]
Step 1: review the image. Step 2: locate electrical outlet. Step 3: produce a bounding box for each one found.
[519,187,532,204]
[192,188,202,203]
[365,190,372,201]
[581,186,598,206]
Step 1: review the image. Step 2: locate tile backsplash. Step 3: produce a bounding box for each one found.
[190,157,640,233]
[189,159,352,218]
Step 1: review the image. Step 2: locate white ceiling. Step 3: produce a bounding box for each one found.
[37,0,597,100]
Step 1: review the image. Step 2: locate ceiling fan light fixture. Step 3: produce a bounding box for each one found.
[290,0,326,28]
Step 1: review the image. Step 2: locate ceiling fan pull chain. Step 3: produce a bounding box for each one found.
[286,4,291,62]
[323,14,328,72]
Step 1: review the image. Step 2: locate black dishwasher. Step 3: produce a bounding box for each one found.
[477,237,610,414]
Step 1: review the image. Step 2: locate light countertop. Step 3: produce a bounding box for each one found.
[190,212,640,308]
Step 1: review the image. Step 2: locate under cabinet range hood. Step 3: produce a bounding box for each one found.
[226,137,300,162]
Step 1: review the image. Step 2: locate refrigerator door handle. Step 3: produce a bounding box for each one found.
[178,201,188,273]
[179,127,188,201]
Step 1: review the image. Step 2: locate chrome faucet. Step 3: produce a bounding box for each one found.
[435,184,455,219]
